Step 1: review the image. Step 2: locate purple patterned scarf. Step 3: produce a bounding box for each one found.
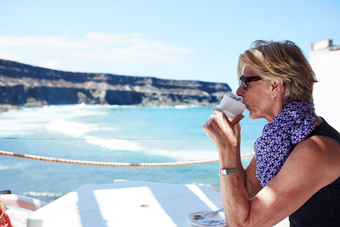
[254,101,316,186]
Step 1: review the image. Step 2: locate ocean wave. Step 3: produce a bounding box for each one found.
[0,162,26,170]
[174,105,201,109]
[84,135,218,161]
[0,104,109,137]
[36,105,108,120]
[85,136,145,151]
[1,104,106,119]
[144,149,219,162]
[45,119,103,137]
[0,119,44,137]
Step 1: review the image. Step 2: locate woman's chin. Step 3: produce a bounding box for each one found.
[248,111,258,120]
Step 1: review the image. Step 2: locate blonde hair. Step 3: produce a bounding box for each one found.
[237,40,317,104]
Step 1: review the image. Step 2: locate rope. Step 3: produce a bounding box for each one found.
[0,137,211,141]
[0,137,258,141]
[0,150,255,167]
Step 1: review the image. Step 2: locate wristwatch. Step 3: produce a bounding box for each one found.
[219,168,240,177]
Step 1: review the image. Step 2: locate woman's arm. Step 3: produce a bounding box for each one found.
[203,110,340,226]
[203,109,262,198]
[243,157,262,199]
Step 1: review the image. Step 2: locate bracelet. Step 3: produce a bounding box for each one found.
[219,168,240,177]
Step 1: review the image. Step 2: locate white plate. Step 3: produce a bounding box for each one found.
[187,211,226,226]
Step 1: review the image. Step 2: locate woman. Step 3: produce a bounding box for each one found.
[203,40,340,226]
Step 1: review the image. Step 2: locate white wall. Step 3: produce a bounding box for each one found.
[309,39,340,131]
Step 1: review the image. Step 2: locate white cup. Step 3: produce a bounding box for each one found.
[218,95,246,120]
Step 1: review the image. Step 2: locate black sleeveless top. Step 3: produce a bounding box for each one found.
[289,118,340,226]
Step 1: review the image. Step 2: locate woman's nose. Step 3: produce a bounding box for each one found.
[236,86,245,97]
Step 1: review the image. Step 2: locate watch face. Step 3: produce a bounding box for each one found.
[219,169,227,176]
[219,168,240,176]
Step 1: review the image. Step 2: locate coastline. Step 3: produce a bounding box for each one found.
[0,103,213,114]
[0,104,20,113]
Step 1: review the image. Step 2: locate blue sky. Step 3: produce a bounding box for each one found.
[1,0,339,91]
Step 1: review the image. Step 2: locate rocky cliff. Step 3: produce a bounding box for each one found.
[0,59,236,112]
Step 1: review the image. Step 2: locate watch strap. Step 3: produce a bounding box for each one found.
[219,168,240,176]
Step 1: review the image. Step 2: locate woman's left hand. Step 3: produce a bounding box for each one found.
[202,109,244,151]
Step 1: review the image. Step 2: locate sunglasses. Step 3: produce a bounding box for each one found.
[239,75,262,91]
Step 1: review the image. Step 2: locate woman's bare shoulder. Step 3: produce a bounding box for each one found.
[296,135,340,162]
[288,135,340,186]
[248,135,340,225]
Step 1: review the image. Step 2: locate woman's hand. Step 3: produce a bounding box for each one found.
[202,109,244,151]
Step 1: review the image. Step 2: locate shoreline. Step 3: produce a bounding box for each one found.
[0,103,217,113]
[0,104,20,113]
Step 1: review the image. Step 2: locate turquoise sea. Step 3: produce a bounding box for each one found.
[0,104,266,203]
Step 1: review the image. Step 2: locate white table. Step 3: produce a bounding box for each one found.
[27,180,225,227]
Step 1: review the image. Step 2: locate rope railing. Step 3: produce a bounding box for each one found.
[0,137,259,140]
[0,150,255,167]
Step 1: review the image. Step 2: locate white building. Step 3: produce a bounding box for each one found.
[309,39,340,131]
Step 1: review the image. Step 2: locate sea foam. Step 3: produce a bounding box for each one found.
[0,162,26,171]
[85,136,145,151]
[143,149,219,162]
[45,119,102,137]
[0,104,108,137]
[84,135,218,161]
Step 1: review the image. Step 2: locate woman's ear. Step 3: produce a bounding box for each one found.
[271,79,285,97]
